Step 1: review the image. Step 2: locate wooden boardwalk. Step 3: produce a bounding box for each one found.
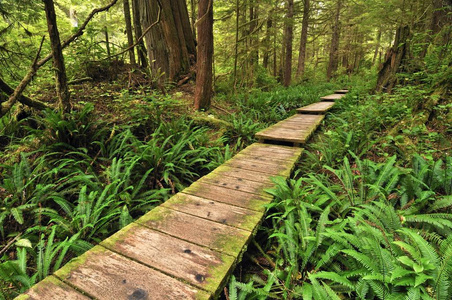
[17,90,347,300]
[296,101,335,114]
[320,93,346,101]
[255,114,324,146]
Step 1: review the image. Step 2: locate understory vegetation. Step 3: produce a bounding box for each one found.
[227,74,452,299]
[0,80,336,298]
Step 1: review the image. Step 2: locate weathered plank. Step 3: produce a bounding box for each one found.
[136,206,252,257]
[161,192,264,231]
[208,165,277,183]
[200,174,272,196]
[101,223,235,296]
[183,181,271,212]
[320,93,345,101]
[54,246,210,300]
[255,114,324,145]
[239,143,300,156]
[334,89,349,94]
[296,101,335,114]
[15,276,89,300]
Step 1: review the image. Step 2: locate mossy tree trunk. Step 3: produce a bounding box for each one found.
[376,25,411,93]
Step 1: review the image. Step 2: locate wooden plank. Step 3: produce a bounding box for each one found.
[161,193,264,231]
[334,89,349,94]
[256,128,314,144]
[200,174,273,196]
[255,114,324,145]
[137,206,252,257]
[232,152,300,165]
[285,114,325,123]
[320,93,345,101]
[240,143,300,155]
[15,276,89,300]
[296,101,335,113]
[183,181,271,212]
[54,246,209,300]
[223,158,290,176]
[209,165,277,183]
[101,223,235,296]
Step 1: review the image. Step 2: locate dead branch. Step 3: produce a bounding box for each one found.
[0,37,45,117]
[0,78,49,111]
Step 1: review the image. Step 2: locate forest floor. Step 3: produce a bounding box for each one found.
[1,69,451,299]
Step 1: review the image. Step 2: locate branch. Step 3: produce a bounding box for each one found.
[37,0,119,68]
[0,78,49,111]
[102,0,162,61]
[0,37,46,117]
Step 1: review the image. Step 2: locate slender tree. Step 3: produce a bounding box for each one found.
[296,0,310,78]
[283,0,294,87]
[194,0,213,110]
[123,0,136,64]
[43,0,71,113]
[132,0,148,67]
[327,0,342,81]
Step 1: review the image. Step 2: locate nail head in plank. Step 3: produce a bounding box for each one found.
[136,206,252,257]
[101,223,235,295]
[54,246,209,300]
[320,94,345,101]
[161,192,264,231]
[183,181,271,212]
[15,276,90,300]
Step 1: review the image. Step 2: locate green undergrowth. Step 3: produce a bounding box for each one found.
[0,81,337,299]
[227,74,452,299]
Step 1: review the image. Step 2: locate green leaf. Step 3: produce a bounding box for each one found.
[15,239,32,248]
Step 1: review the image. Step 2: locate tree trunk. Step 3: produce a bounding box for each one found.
[140,0,195,82]
[123,0,136,64]
[233,0,240,88]
[132,0,148,67]
[372,27,382,66]
[376,25,411,93]
[296,0,310,78]
[194,0,213,110]
[283,0,294,87]
[43,0,71,114]
[327,0,342,81]
[263,13,273,70]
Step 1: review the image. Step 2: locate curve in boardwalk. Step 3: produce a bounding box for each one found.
[16,90,348,300]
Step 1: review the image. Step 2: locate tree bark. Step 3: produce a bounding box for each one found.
[296,0,310,78]
[123,0,136,64]
[233,0,240,88]
[327,0,342,81]
[43,0,71,114]
[263,13,273,70]
[194,0,213,110]
[283,0,294,87]
[376,25,411,93]
[132,0,148,67]
[140,0,195,82]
